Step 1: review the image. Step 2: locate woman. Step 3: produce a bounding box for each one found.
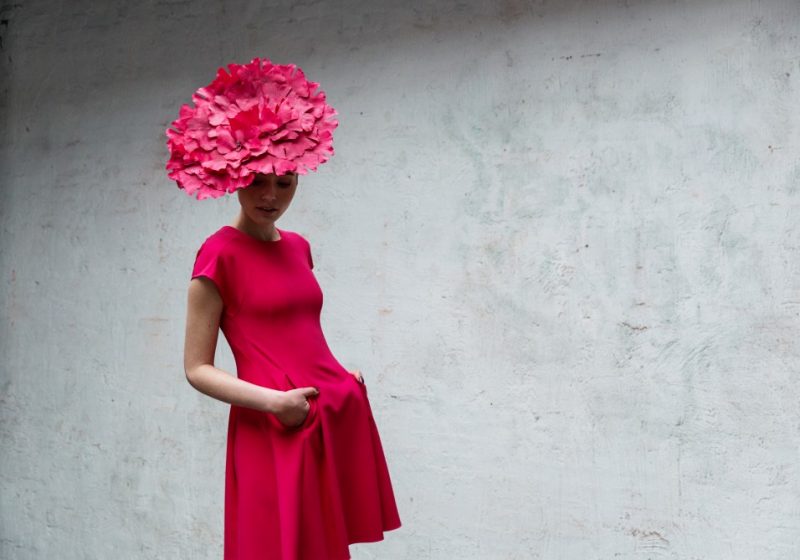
[169,58,402,560]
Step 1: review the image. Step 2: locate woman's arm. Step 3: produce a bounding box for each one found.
[183,276,285,413]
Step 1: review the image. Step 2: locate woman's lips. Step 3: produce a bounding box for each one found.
[257,206,278,213]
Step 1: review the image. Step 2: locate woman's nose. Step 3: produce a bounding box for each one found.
[259,184,277,199]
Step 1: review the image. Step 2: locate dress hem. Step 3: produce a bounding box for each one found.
[346,520,402,546]
[340,521,402,560]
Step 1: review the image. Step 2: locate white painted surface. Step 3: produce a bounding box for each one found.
[1,1,799,558]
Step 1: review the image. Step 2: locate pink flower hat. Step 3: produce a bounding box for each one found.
[166,58,338,200]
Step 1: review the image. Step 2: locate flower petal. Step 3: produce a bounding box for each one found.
[165,57,338,200]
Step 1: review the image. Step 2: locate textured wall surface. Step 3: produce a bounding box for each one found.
[1,1,799,558]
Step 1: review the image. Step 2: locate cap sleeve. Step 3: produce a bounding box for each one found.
[300,234,314,269]
[191,238,227,301]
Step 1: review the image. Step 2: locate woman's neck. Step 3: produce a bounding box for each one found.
[231,216,280,242]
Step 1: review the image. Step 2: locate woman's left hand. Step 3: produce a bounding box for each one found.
[348,368,365,384]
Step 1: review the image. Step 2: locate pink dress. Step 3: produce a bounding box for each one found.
[191,225,402,560]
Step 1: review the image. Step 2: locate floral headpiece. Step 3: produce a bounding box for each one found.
[165,58,338,200]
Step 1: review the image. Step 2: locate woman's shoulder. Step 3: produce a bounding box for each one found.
[192,226,240,260]
[200,225,242,244]
[281,229,314,269]
[280,228,311,245]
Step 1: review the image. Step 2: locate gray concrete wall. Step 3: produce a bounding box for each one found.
[2,0,799,558]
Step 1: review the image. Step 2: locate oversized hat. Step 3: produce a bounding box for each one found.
[165,58,338,200]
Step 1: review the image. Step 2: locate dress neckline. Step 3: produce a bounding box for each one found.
[223,225,285,245]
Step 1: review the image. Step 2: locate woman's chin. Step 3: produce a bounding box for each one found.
[253,209,281,222]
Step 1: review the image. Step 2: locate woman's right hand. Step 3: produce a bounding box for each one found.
[275,386,319,427]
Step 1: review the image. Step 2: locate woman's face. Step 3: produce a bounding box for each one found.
[237,172,298,225]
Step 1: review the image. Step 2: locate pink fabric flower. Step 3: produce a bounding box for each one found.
[166,58,338,200]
